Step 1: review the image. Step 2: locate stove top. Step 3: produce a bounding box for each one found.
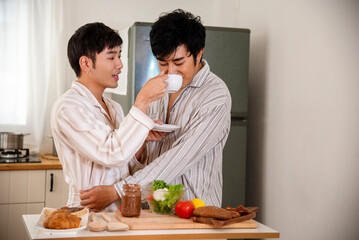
[0,156,41,163]
[0,148,41,164]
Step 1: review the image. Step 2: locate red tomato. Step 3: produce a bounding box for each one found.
[175,201,195,218]
[146,195,154,201]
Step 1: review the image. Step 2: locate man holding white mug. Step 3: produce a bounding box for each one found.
[165,74,183,93]
[80,9,232,210]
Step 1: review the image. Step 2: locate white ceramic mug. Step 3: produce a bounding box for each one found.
[165,74,183,93]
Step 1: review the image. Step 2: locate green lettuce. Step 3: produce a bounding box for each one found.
[152,180,169,190]
[150,180,184,214]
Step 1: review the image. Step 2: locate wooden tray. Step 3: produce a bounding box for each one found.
[114,210,257,230]
[193,212,256,226]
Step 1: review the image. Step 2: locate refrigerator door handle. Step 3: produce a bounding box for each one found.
[231,116,247,126]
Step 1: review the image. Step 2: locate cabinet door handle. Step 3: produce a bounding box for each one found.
[50,173,54,192]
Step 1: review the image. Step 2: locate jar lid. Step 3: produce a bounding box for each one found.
[123,184,140,190]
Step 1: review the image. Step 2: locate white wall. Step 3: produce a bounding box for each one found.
[238,0,359,239]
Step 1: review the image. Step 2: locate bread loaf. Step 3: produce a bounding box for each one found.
[193,206,232,220]
[43,209,81,229]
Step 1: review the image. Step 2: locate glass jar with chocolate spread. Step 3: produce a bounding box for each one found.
[121,184,141,217]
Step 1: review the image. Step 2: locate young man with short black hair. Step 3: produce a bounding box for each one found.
[51,22,167,211]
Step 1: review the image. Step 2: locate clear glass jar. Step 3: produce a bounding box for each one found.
[121,184,141,217]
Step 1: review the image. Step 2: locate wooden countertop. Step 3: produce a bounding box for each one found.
[0,155,62,171]
[22,213,280,239]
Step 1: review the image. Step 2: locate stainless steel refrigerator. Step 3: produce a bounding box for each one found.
[113,22,250,208]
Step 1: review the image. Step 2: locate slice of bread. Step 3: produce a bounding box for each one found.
[72,207,88,217]
[44,207,88,217]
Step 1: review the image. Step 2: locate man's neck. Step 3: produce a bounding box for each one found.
[196,61,204,75]
[77,77,105,104]
[78,77,111,118]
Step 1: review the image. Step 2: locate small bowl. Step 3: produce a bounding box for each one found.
[142,184,186,215]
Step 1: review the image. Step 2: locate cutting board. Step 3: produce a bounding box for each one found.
[113,210,257,230]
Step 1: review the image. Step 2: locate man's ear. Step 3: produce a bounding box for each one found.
[197,49,204,64]
[79,56,92,74]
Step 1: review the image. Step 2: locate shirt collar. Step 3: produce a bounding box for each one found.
[71,81,103,108]
[186,60,210,88]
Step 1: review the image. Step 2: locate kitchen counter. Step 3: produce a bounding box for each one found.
[22,213,280,239]
[0,155,62,171]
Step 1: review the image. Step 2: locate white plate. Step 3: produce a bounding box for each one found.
[153,123,180,132]
[33,207,89,234]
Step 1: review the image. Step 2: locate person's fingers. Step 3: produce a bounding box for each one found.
[155,119,164,125]
[146,132,152,141]
[81,202,93,209]
[152,131,163,140]
[81,198,105,212]
[148,133,156,141]
[80,198,94,207]
[79,190,91,200]
[150,71,167,81]
[160,131,165,138]
[85,204,98,211]
[147,131,164,141]
[155,130,166,138]
[156,75,168,86]
[157,71,167,79]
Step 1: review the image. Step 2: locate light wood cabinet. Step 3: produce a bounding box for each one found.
[0,170,45,204]
[7,203,44,240]
[0,169,68,240]
[10,170,45,203]
[0,204,9,240]
[0,171,10,204]
[45,169,69,208]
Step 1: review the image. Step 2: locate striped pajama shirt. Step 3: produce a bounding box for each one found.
[115,60,232,207]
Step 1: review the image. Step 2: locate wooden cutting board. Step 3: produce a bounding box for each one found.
[113,210,257,230]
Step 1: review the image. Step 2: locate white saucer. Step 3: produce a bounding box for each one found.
[33,207,88,234]
[153,123,180,132]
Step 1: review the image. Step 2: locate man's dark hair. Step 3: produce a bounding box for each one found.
[67,22,123,77]
[150,9,205,64]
